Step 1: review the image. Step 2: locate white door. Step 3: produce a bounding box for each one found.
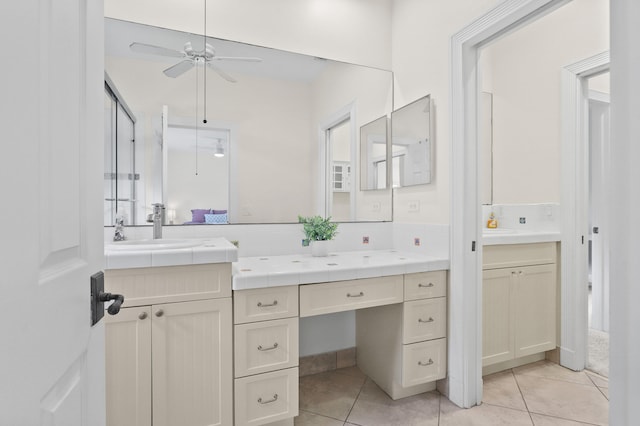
[0,0,105,424]
[589,94,610,332]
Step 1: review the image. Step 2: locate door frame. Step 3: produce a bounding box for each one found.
[560,52,610,370]
[449,0,571,408]
[317,102,357,219]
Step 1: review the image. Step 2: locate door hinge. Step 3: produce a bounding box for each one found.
[472,241,476,252]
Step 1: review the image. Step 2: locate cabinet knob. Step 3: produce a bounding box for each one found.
[138,312,148,320]
[155,309,164,317]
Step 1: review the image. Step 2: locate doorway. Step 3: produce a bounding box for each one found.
[326,118,353,221]
[586,72,610,377]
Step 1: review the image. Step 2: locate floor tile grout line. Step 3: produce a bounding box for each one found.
[343,376,368,424]
[526,410,604,426]
[299,408,351,423]
[511,369,535,425]
[584,370,611,401]
[514,371,599,388]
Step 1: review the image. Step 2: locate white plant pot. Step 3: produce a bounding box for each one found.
[311,240,330,257]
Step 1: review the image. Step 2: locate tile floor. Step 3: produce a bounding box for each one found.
[295,361,609,426]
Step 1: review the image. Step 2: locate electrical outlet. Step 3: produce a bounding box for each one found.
[408,200,420,212]
[363,236,370,244]
[519,217,526,224]
[414,237,421,246]
[372,202,381,212]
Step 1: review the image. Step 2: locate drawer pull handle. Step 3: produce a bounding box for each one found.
[418,317,434,323]
[418,282,435,288]
[257,300,278,308]
[257,343,279,351]
[258,394,278,404]
[347,292,364,298]
[418,358,434,367]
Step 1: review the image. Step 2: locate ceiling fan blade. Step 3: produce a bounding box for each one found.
[207,63,237,83]
[130,42,185,58]
[213,56,263,62]
[163,60,195,78]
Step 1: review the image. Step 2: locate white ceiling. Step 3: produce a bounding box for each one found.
[105,18,329,83]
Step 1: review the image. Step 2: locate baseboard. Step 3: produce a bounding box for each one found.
[482,352,546,376]
[299,347,356,377]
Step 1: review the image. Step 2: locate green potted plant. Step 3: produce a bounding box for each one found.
[298,215,339,256]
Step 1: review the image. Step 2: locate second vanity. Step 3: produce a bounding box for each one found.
[103,242,449,426]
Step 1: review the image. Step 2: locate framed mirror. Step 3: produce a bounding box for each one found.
[104,18,393,225]
[391,95,433,187]
[360,116,388,191]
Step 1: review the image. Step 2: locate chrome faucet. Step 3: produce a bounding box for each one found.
[152,203,164,239]
[113,216,126,241]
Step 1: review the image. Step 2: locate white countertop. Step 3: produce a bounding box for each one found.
[232,250,450,290]
[482,229,561,246]
[104,237,238,270]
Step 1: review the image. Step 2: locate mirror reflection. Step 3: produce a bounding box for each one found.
[360,116,388,191]
[104,18,393,225]
[391,95,433,187]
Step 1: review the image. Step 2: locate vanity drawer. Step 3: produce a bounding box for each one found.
[104,263,231,306]
[403,297,447,344]
[234,286,299,324]
[234,367,299,426]
[299,275,403,317]
[402,338,447,387]
[404,271,447,301]
[234,318,299,378]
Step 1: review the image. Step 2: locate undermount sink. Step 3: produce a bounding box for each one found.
[106,239,207,251]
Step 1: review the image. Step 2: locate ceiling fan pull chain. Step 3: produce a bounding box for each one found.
[203,0,208,124]
[195,63,199,176]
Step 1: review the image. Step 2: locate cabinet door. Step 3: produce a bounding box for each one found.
[482,268,515,366]
[152,298,233,426]
[514,264,557,358]
[105,306,152,426]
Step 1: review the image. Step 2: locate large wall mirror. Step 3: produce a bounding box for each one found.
[104,18,393,226]
[391,95,433,187]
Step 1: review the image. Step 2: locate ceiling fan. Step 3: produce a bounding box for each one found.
[129,40,262,82]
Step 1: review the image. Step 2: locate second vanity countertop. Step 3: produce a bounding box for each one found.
[232,250,450,291]
[482,229,561,246]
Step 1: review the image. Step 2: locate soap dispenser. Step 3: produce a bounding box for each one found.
[487,212,498,229]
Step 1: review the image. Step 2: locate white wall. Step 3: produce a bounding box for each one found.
[390,0,502,224]
[482,0,609,204]
[104,0,392,70]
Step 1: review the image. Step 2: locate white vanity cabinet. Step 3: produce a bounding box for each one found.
[356,270,448,400]
[482,243,557,369]
[105,263,233,426]
[233,286,299,426]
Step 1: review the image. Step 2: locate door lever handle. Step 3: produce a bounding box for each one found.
[99,292,125,315]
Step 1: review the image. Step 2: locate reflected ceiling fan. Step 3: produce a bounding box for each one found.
[129,40,262,82]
